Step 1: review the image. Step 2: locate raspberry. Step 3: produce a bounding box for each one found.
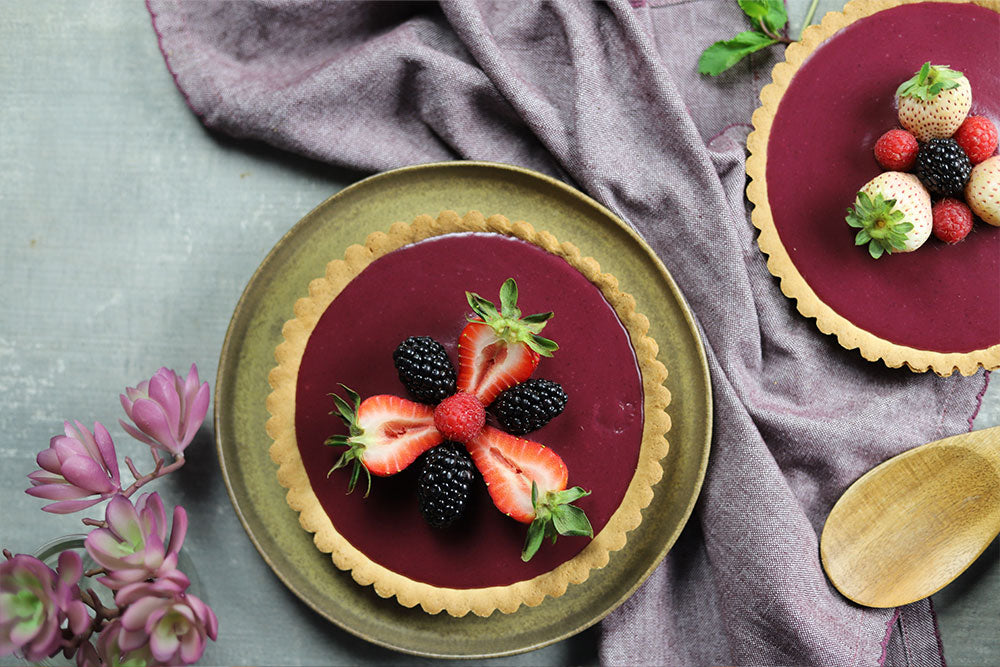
[393,336,456,404]
[433,392,485,443]
[914,138,972,196]
[931,198,974,244]
[953,115,998,165]
[873,129,919,171]
[490,379,568,435]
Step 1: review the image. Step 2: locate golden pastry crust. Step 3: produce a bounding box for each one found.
[746,0,1000,376]
[265,210,671,617]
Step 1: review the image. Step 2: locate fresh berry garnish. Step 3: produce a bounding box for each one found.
[873,129,919,171]
[433,392,486,443]
[465,426,592,561]
[895,62,971,142]
[965,155,1000,227]
[490,379,568,435]
[325,386,443,495]
[953,115,999,165]
[846,172,932,258]
[914,138,972,197]
[457,278,558,406]
[416,442,477,529]
[392,336,457,404]
[931,198,974,244]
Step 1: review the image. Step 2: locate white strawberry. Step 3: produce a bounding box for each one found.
[965,155,1000,226]
[846,172,932,258]
[896,63,971,143]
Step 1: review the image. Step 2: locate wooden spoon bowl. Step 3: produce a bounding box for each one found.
[820,426,1000,608]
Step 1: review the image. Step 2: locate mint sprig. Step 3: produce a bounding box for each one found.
[699,0,819,76]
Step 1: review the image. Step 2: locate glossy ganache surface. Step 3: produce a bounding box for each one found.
[294,233,643,588]
[767,2,1000,353]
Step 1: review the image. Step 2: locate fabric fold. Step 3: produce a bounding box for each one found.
[145,0,988,664]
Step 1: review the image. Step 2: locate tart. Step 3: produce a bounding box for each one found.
[747,0,1000,375]
[266,210,670,617]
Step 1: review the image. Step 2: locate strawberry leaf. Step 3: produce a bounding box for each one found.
[896,62,964,101]
[521,482,593,561]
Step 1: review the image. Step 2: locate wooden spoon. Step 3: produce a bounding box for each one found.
[820,425,1000,608]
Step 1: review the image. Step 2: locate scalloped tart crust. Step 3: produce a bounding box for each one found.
[266,211,670,617]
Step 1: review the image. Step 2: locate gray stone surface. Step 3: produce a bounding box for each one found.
[0,1,994,665]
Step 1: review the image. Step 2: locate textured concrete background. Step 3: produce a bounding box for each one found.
[1,2,995,665]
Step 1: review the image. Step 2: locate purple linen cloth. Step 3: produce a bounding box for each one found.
[146,1,989,664]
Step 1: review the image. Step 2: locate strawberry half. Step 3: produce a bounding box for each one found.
[326,386,443,495]
[466,426,592,561]
[457,278,558,406]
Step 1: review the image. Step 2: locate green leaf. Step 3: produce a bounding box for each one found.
[698,31,778,76]
[551,504,594,538]
[738,0,787,33]
[854,229,871,245]
[548,486,590,505]
[498,278,520,319]
[896,62,964,101]
[522,516,547,562]
[527,334,559,358]
[869,241,884,259]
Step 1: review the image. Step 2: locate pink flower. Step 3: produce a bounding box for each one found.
[84,493,188,590]
[114,579,218,666]
[26,421,121,514]
[0,551,91,662]
[119,364,210,456]
[92,618,156,667]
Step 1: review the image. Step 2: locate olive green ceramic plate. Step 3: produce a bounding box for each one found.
[214,161,711,658]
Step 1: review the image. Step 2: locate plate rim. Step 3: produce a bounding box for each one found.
[745,0,1000,377]
[213,160,712,657]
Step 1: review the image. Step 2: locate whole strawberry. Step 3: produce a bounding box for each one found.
[874,129,919,171]
[965,155,1000,227]
[931,198,974,244]
[953,115,999,165]
[846,172,932,258]
[896,62,971,143]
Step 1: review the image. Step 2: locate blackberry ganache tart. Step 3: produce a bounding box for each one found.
[747,0,1000,375]
[266,210,670,617]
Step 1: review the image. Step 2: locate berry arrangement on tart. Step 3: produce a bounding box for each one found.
[747,0,1000,375]
[266,210,670,617]
[324,278,593,562]
[849,62,998,256]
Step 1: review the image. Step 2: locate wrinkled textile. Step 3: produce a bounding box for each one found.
[146,1,988,664]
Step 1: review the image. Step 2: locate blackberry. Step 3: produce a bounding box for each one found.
[392,336,456,404]
[490,379,567,435]
[417,442,476,529]
[914,138,972,197]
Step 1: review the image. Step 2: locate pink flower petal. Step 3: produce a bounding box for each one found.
[148,371,182,433]
[36,446,61,474]
[117,625,148,652]
[167,506,188,556]
[118,419,159,447]
[60,456,116,494]
[71,420,103,463]
[130,399,181,453]
[186,593,219,639]
[39,497,103,514]
[92,422,120,486]
[179,626,205,664]
[27,469,64,485]
[66,600,91,635]
[26,483,90,500]
[105,495,142,545]
[56,550,82,586]
[181,382,210,447]
[121,595,166,632]
[52,436,87,464]
[149,620,181,663]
